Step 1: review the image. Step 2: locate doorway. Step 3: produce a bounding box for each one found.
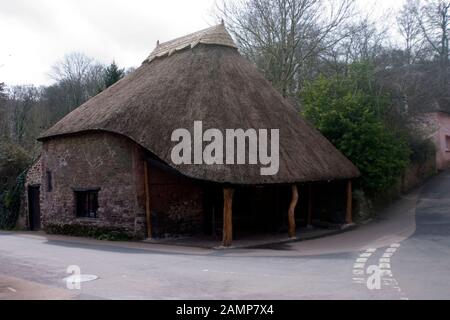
[28,185,41,231]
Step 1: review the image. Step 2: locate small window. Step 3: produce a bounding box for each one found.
[75,190,99,218]
[446,136,450,152]
[46,171,53,192]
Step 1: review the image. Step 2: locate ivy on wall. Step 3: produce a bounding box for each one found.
[0,170,26,229]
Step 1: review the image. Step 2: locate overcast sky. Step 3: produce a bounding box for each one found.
[0,0,405,86]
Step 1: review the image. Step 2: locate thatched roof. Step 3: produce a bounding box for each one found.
[39,24,359,185]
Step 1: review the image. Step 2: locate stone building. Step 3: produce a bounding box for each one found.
[416,111,450,170]
[17,157,42,230]
[24,24,360,246]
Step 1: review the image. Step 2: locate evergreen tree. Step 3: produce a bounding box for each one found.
[103,61,125,89]
[302,63,411,193]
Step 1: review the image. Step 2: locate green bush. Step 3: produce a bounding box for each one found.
[44,223,143,241]
[302,64,410,193]
[408,135,436,164]
[0,171,26,230]
[0,141,31,229]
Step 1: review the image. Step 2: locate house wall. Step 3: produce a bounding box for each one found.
[436,112,450,170]
[417,112,450,171]
[41,132,147,238]
[148,160,204,237]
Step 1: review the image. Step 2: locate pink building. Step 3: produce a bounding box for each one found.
[418,111,450,170]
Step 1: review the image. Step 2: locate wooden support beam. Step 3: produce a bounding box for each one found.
[346,180,353,224]
[307,184,313,228]
[144,161,152,239]
[288,185,299,239]
[222,188,234,247]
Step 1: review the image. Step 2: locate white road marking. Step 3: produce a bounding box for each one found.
[352,243,409,300]
[7,287,16,293]
[353,280,365,284]
[381,270,393,277]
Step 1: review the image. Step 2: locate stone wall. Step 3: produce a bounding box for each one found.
[17,157,42,229]
[41,132,147,238]
[148,160,204,238]
[414,112,450,171]
[401,156,437,193]
[435,112,450,170]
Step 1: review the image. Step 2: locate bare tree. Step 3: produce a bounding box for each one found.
[0,83,6,101]
[6,85,40,145]
[216,0,355,97]
[50,52,105,108]
[338,17,388,65]
[0,83,8,139]
[415,0,450,95]
[398,0,426,64]
[416,0,450,62]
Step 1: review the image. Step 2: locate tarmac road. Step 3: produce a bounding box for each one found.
[0,171,449,300]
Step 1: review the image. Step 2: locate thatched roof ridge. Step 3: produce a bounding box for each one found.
[145,24,237,63]
[39,25,360,185]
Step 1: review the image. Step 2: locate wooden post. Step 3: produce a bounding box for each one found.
[288,185,299,239]
[144,161,152,239]
[346,180,353,224]
[222,188,234,247]
[307,184,313,228]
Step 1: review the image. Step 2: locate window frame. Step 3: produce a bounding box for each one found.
[46,171,53,192]
[446,135,450,152]
[73,188,100,219]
